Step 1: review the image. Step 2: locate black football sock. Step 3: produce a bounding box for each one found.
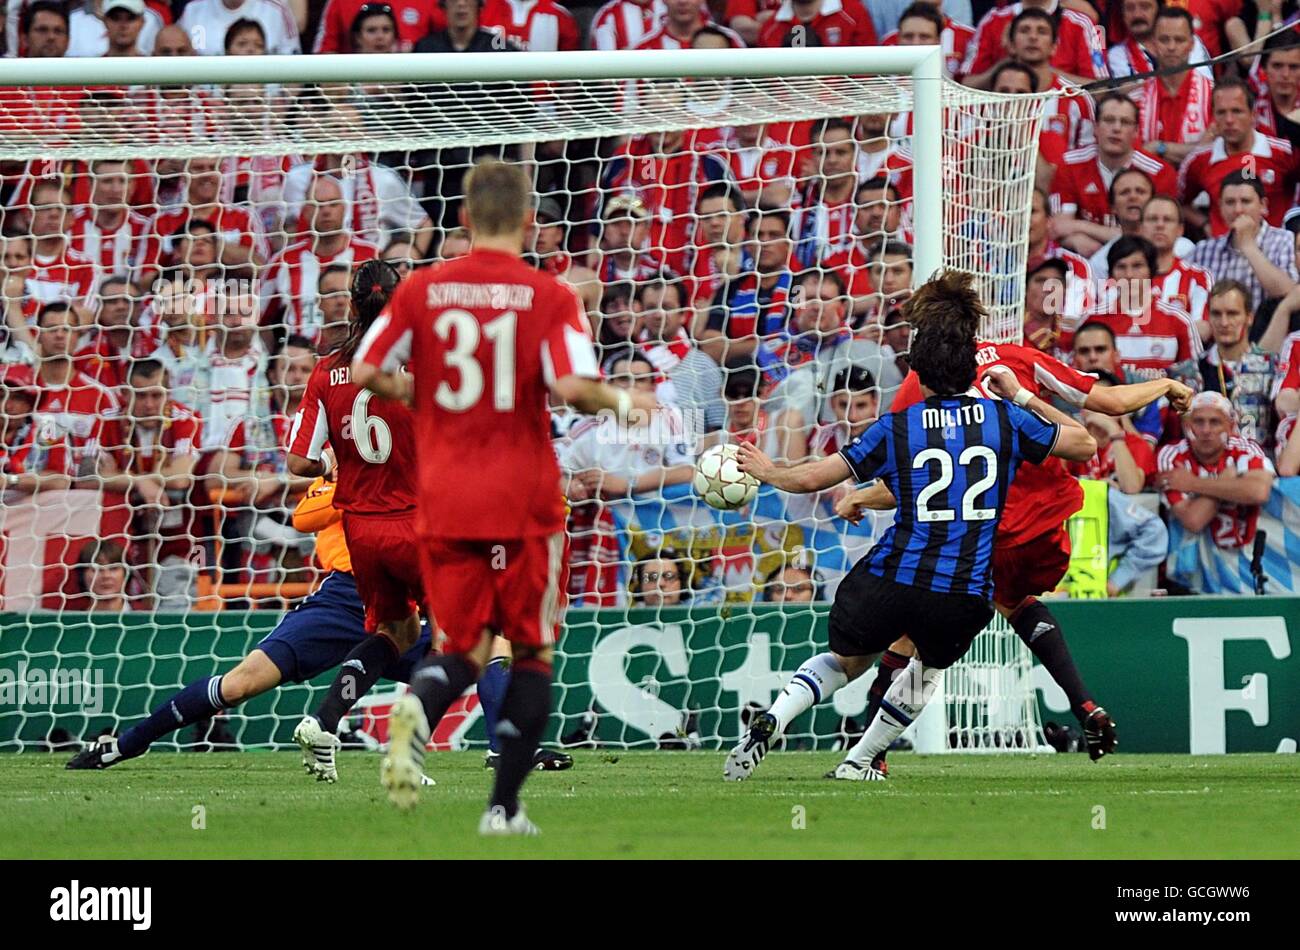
[863,649,910,762]
[313,635,401,734]
[1010,599,1095,721]
[489,659,552,818]
[409,654,480,730]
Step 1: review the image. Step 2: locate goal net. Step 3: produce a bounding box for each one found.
[0,48,1053,754]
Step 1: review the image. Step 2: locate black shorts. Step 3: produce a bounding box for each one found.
[828,565,994,669]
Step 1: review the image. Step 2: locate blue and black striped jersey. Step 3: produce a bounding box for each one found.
[839,395,1059,599]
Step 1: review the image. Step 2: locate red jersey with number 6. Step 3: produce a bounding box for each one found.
[355,246,599,540]
[892,341,1097,547]
[288,351,417,516]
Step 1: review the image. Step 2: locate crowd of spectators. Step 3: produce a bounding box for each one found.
[3,0,1300,609]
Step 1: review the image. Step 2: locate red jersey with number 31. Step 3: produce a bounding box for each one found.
[892,342,1097,547]
[288,351,417,516]
[355,247,599,540]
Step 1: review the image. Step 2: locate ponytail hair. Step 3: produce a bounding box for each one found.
[337,259,402,362]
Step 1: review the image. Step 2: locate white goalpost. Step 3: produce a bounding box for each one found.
[0,47,1054,754]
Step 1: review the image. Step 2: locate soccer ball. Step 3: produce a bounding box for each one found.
[693,444,759,510]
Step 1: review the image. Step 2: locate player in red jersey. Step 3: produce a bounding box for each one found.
[353,159,659,834]
[286,259,426,779]
[832,341,1193,774]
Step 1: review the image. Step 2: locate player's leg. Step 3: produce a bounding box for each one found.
[724,563,893,781]
[995,527,1117,760]
[479,636,512,766]
[844,635,916,777]
[383,537,496,810]
[67,650,282,770]
[481,636,572,772]
[478,532,567,835]
[298,514,425,780]
[837,589,993,779]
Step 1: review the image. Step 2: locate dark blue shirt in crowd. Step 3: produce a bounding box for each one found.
[839,395,1059,599]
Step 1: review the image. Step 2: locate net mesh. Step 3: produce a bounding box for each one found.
[0,67,1055,752]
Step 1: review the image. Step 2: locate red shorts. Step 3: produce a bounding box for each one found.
[341,512,424,633]
[991,524,1071,610]
[418,533,567,655]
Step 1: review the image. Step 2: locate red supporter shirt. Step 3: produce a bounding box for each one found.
[1050,146,1177,225]
[880,15,974,77]
[34,369,120,457]
[288,351,418,517]
[1178,134,1300,237]
[1068,431,1157,485]
[26,242,94,306]
[1137,72,1213,146]
[1277,330,1300,393]
[0,418,73,478]
[757,0,875,47]
[355,247,599,540]
[67,209,149,281]
[892,342,1097,547]
[1153,260,1214,327]
[142,204,269,275]
[481,0,580,50]
[1157,436,1271,549]
[963,2,1107,80]
[590,0,664,49]
[1088,301,1202,381]
[314,0,445,52]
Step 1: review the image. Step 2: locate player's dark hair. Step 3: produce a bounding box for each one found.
[898,3,945,38]
[904,270,983,396]
[990,61,1038,93]
[224,17,266,53]
[1010,7,1057,42]
[1107,234,1158,276]
[21,0,68,35]
[337,258,401,362]
[1219,169,1266,202]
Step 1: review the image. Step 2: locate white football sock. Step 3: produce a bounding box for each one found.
[768,653,848,733]
[845,658,942,766]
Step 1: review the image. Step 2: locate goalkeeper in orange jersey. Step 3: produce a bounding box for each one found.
[66,475,436,773]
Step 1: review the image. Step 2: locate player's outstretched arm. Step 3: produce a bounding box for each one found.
[1085,378,1194,416]
[984,367,1097,462]
[736,441,852,493]
[550,374,657,422]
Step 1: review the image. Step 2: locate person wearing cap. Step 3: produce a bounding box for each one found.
[1169,279,1289,450]
[1157,391,1275,555]
[593,194,662,285]
[0,363,75,494]
[529,195,600,322]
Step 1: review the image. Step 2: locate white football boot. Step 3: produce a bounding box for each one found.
[827,760,887,781]
[381,694,429,811]
[293,716,341,783]
[477,804,540,836]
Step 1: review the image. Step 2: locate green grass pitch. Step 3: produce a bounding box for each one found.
[3,751,1296,859]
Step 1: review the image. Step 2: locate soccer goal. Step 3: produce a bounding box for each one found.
[0,47,1052,754]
